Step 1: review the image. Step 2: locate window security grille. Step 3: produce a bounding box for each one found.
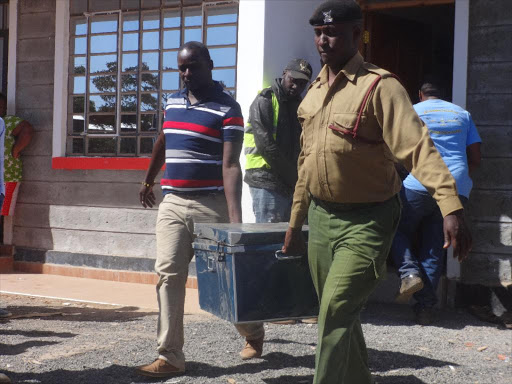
[68,0,239,156]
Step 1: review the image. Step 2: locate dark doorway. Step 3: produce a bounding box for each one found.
[362,4,455,103]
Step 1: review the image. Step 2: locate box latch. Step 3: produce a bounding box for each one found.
[207,242,226,273]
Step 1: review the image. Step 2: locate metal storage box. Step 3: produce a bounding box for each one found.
[193,223,318,324]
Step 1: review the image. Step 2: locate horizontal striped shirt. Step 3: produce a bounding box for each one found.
[161,82,244,194]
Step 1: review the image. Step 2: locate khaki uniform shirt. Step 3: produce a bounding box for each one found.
[289,53,462,228]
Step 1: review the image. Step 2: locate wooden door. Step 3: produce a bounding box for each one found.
[363,11,430,102]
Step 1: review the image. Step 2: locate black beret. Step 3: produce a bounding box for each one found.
[309,0,363,26]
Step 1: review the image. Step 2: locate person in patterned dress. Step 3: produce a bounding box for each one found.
[0,93,34,219]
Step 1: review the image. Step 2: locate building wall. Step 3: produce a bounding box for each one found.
[14,0,511,287]
[14,0,324,271]
[14,0,161,271]
[464,0,512,286]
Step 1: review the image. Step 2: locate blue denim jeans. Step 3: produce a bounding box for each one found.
[391,188,468,308]
[249,187,292,223]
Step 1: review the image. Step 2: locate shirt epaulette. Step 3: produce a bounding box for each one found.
[362,62,395,79]
[309,78,321,91]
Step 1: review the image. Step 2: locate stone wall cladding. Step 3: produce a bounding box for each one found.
[466,0,512,286]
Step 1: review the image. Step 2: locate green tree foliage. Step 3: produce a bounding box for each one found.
[86,61,159,154]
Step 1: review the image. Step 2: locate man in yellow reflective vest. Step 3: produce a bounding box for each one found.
[244,59,312,223]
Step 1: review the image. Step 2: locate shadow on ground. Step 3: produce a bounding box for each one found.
[263,375,426,384]
[0,304,156,324]
[0,340,61,356]
[0,328,77,356]
[372,375,426,383]
[0,329,76,338]
[369,349,456,371]
[263,375,313,383]
[265,337,316,347]
[361,302,490,330]
[1,348,454,384]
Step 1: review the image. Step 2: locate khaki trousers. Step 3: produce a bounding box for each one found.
[155,193,264,370]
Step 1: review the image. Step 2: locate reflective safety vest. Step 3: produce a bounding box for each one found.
[244,90,279,170]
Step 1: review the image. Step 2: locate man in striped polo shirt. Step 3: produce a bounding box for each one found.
[137,42,264,378]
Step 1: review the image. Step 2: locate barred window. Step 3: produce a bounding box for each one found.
[68,0,239,157]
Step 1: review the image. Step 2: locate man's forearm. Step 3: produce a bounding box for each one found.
[467,143,481,175]
[261,153,298,187]
[288,152,309,228]
[12,121,35,157]
[468,161,477,175]
[223,163,243,223]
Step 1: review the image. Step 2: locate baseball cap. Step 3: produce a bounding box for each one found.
[284,59,313,81]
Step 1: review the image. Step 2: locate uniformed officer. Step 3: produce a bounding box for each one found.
[282,1,472,383]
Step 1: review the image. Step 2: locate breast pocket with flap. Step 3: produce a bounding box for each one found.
[328,112,366,152]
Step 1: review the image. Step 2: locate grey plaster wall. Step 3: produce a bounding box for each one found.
[465,0,512,286]
[14,0,161,264]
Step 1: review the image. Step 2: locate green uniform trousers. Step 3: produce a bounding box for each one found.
[308,195,401,384]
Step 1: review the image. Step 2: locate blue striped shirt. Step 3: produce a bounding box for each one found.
[161,82,244,194]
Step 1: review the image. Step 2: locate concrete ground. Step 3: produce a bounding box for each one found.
[0,273,511,384]
[0,273,203,315]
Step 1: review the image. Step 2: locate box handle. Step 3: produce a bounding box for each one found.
[275,250,303,261]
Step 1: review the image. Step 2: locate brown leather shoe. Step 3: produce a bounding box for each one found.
[395,275,424,304]
[135,359,184,378]
[240,336,264,360]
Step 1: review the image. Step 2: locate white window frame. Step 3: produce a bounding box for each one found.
[451,0,470,109]
[53,0,70,157]
[52,0,239,158]
[447,0,471,280]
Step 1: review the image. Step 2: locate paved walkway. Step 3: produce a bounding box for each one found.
[0,273,205,315]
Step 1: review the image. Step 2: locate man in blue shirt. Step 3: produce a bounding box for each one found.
[391,81,482,324]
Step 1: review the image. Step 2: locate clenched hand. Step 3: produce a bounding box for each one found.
[282,227,307,256]
[443,210,472,262]
[139,184,156,208]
